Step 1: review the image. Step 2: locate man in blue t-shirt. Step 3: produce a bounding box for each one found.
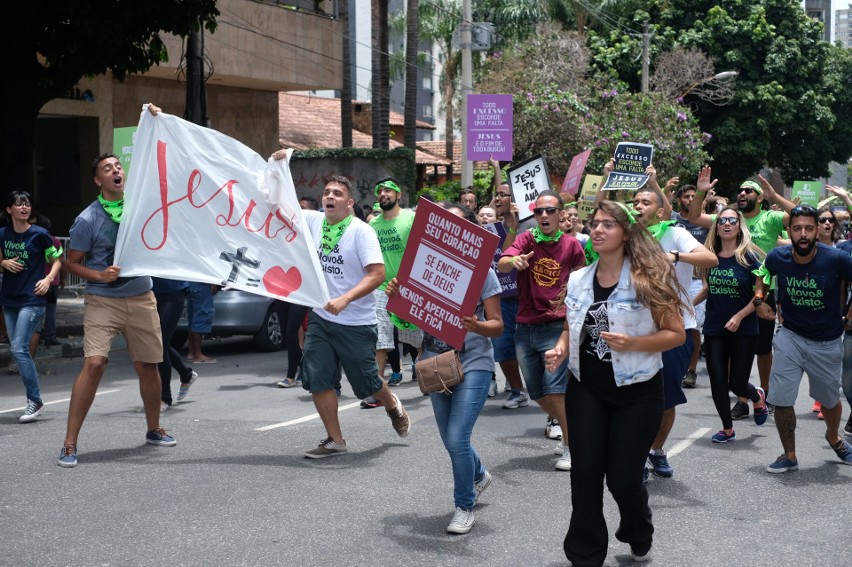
[754,205,852,473]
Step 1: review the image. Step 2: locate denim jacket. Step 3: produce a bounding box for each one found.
[565,258,662,387]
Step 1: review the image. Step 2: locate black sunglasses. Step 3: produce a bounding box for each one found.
[791,205,817,216]
[717,217,739,225]
[739,187,755,195]
[533,207,559,216]
[818,216,836,224]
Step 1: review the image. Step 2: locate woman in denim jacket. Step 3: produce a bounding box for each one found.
[545,200,686,565]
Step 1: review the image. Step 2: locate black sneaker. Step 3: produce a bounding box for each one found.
[19,400,45,423]
[845,414,852,437]
[730,401,749,420]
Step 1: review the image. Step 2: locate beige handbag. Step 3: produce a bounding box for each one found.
[414,350,464,395]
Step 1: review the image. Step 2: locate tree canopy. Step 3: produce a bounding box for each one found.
[585,0,852,190]
[7,0,219,190]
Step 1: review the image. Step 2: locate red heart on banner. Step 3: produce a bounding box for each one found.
[263,266,302,297]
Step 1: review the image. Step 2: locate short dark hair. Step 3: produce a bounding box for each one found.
[299,196,319,210]
[788,204,818,226]
[324,175,353,197]
[92,153,119,177]
[535,190,564,209]
[675,184,697,197]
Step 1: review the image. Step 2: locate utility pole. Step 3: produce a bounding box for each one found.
[641,22,650,94]
[184,30,209,127]
[460,0,473,188]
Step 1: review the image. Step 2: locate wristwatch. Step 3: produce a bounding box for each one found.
[670,250,679,264]
[752,295,765,307]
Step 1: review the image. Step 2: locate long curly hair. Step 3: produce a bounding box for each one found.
[704,206,765,268]
[595,200,687,327]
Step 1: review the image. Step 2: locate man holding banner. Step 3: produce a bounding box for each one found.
[270,152,411,458]
[59,116,176,468]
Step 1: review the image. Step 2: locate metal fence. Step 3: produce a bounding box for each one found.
[56,236,86,289]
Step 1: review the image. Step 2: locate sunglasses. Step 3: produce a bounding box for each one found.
[533,207,559,216]
[717,217,739,225]
[818,217,836,224]
[739,187,755,195]
[589,219,619,230]
[495,193,511,199]
[790,205,817,216]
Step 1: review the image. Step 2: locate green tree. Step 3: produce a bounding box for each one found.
[6,0,219,190]
[586,0,852,189]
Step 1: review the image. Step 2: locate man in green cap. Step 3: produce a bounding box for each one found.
[689,167,796,415]
[361,177,422,408]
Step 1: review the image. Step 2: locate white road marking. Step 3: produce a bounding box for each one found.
[255,401,362,431]
[668,427,712,457]
[0,389,120,414]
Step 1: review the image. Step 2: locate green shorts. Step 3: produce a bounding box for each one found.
[302,311,382,399]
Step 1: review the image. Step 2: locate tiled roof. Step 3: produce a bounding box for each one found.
[278,93,450,166]
[416,140,491,172]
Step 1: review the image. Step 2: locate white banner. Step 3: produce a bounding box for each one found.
[115,107,330,308]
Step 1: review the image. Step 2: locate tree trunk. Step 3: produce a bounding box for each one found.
[371,0,390,149]
[340,0,352,147]
[404,0,419,151]
[443,51,456,181]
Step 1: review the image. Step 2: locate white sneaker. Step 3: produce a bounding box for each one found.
[545,418,563,440]
[502,390,529,409]
[160,401,170,413]
[474,470,492,504]
[487,379,497,398]
[446,507,475,534]
[555,443,572,471]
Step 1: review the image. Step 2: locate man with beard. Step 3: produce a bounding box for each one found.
[360,178,422,405]
[498,190,586,470]
[753,205,852,472]
[688,167,796,417]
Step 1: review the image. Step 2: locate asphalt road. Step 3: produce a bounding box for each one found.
[1,338,850,566]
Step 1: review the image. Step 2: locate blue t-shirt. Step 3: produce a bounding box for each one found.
[69,200,152,298]
[764,243,852,341]
[703,254,761,337]
[671,212,709,244]
[0,225,57,308]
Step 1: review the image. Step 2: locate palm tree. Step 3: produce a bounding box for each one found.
[372,0,390,149]
[403,0,419,151]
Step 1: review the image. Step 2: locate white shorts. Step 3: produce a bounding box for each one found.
[374,290,423,351]
[689,278,706,330]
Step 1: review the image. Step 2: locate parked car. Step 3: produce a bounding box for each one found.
[173,288,290,352]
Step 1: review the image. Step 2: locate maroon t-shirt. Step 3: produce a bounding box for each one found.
[501,230,585,324]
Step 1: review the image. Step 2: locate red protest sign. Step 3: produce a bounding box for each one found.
[561,148,592,195]
[387,199,499,350]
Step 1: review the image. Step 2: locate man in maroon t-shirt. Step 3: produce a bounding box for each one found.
[498,191,585,471]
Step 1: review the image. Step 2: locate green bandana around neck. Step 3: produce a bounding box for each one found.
[98,194,124,224]
[321,214,354,254]
[646,220,674,242]
[531,226,563,244]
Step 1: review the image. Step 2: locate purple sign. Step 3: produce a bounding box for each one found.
[467,94,513,161]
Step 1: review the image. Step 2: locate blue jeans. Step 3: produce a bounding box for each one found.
[429,369,491,511]
[515,321,568,400]
[5,305,45,402]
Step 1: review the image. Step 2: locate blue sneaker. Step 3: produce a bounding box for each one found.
[642,466,649,483]
[57,444,78,468]
[647,452,673,477]
[766,454,799,473]
[388,372,403,386]
[827,434,852,465]
[753,388,768,426]
[711,430,736,443]
[146,428,177,447]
